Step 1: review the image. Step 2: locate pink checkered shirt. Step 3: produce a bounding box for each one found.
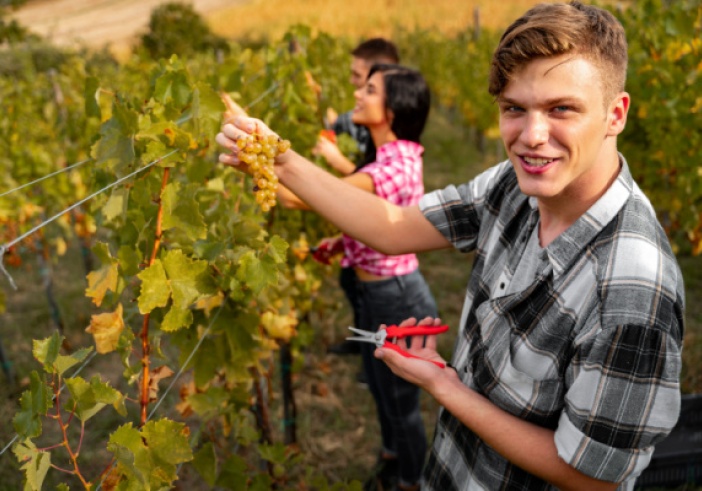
[341,140,424,276]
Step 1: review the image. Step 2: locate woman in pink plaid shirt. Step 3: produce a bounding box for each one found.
[219,64,437,491]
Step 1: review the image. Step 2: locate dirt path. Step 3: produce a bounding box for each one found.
[9,0,248,56]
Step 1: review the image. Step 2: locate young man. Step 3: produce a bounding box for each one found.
[217,2,684,489]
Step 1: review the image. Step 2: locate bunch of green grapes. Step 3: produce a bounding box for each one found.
[236,133,291,212]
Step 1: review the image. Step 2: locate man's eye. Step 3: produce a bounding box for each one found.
[553,106,571,113]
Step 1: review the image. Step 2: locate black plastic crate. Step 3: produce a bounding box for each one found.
[636,394,702,489]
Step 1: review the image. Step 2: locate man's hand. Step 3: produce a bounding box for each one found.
[216,117,292,172]
[375,316,458,391]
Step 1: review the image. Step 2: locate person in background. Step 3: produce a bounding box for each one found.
[221,63,436,491]
[315,37,400,176]
[314,38,400,363]
[217,2,684,489]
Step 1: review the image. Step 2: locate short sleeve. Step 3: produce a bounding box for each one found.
[419,161,512,253]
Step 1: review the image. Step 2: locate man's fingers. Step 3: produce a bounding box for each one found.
[409,334,425,350]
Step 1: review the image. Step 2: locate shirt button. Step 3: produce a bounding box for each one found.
[500,282,505,290]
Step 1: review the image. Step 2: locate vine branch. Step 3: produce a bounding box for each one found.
[140,167,171,426]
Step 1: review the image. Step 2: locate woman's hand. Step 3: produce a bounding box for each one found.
[312,135,342,161]
[310,236,344,265]
[312,136,356,175]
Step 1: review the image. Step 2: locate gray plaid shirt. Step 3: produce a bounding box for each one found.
[419,157,684,490]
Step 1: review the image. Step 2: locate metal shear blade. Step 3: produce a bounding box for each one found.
[346,327,383,347]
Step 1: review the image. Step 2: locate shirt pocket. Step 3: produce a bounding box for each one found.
[473,300,566,428]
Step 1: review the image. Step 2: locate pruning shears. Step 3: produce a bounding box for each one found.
[347,324,449,368]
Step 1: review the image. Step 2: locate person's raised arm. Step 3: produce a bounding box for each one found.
[216,117,450,255]
[277,165,374,210]
[312,136,357,176]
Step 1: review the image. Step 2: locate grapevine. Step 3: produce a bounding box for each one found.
[1,2,700,489]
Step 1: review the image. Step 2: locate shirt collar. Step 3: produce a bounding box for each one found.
[542,154,633,278]
[376,140,424,163]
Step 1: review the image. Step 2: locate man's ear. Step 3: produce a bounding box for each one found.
[607,91,630,137]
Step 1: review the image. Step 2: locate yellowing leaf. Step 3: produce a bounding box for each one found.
[148,365,175,403]
[54,237,67,257]
[194,292,224,316]
[20,203,43,222]
[86,245,119,307]
[291,233,310,261]
[86,304,125,354]
[260,311,298,342]
[294,264,307,283]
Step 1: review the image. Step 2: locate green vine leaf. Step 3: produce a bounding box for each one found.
[236,250,280,297]
[102,187,130,224]
[90,98,138,176]
[13,372,52,438]
[215,455,249,491]
[137,259,171,314]
[153,65,192,107]
[13,439,51,491]
[192,442,217,487]
[189,81,224,141]
[161,306,193,332]
[142,419,193,466]
[108,423,151,489]
[161,182,207,240]
[65,375,126,421]
[32,332,61,368]
[163,249,215,310]
[267,235,289,264]
[54,347,93,377]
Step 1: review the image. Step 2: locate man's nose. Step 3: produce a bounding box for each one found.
[520,113,549,147]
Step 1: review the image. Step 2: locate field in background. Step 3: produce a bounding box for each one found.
[210,0,561,43]
[2,0,697,488]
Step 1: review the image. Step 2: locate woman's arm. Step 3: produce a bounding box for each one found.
[313,136,357,176]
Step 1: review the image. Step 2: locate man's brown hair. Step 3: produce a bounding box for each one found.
[352,38,400,64]
[488,1,628,103]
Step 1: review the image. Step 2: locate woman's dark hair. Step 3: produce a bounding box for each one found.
[360,63,431,166]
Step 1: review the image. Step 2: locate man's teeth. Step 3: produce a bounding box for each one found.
[524,157,553,166]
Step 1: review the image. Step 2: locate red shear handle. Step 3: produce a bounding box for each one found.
[382,342,446,369]
[384,324,449,338]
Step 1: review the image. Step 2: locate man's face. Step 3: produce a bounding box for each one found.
[498,54,629,208]
[350,57,372,89]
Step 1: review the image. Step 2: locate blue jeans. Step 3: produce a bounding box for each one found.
[356,268,438,486]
